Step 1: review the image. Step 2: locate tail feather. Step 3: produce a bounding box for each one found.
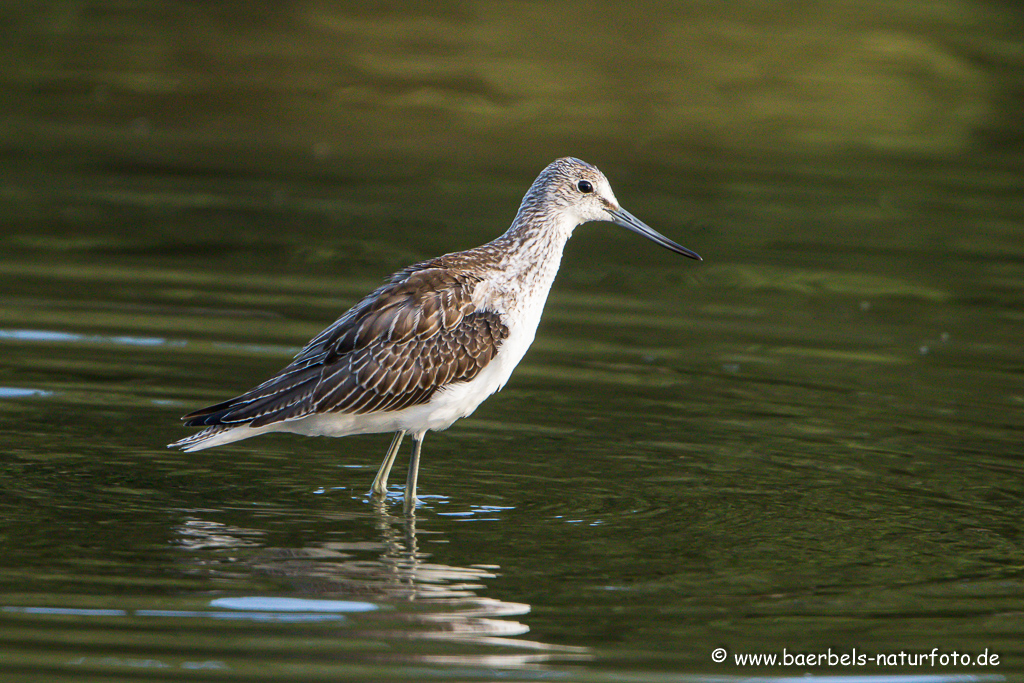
[168,425,233,452]
[168,423,271,452]
[181,365,322,428]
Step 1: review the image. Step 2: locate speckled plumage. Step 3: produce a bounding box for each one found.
[170,157,701,511]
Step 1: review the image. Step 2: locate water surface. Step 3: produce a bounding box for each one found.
[1,1,1023,681]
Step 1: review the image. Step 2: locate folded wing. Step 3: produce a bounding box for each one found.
[181,265,509,429]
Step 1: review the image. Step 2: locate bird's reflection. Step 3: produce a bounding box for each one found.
[173,501,588,667]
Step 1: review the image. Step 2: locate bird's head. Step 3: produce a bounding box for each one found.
[523,157,702,260]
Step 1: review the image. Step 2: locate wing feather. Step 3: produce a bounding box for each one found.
[180,263,509,429]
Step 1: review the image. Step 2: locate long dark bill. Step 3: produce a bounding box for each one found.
[607,207,702,261]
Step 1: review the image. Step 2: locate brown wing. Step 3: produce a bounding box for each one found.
[181,265,509,428]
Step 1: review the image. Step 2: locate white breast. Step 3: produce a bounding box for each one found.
[388,229,568,434]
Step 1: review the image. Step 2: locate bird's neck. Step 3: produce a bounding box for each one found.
[485,206,575,310]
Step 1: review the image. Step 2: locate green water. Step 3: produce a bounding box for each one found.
[1,2,1023,681]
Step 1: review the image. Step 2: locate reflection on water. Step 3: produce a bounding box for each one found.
[174,505,586,666]
[1,505,587,679]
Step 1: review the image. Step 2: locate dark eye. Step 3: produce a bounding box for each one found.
[577,180,593,193]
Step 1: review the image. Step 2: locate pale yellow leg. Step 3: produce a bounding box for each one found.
[403,433,424,514]
[370,430,405,497]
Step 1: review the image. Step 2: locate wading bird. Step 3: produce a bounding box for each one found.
[171,157,701,512]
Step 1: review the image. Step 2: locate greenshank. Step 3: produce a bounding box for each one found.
[170,157,701,512]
